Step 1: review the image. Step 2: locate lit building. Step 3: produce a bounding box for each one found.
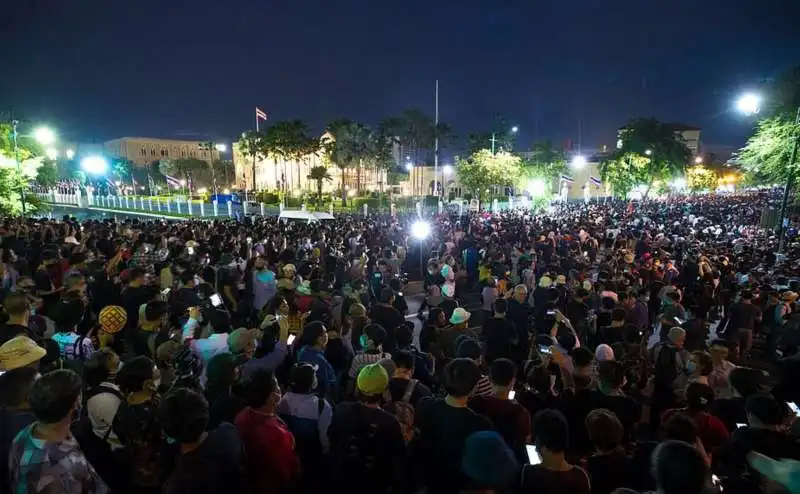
[103,137,221,167]
[232,133,387,193]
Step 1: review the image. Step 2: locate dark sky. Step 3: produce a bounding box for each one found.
[2,0,799,153]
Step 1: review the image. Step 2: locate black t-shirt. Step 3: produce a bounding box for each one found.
[468,395,531,460]
[386,377,431,408]
[164,423,243,494]
[583,451,632,494]
[121,285,158,330]
[367,304,404,351]
[0,324,31,346]
[482,317,518,362]
[520,464,591,494]
[327,401,406,492]
[729,302,761,331]
[33,267,59,313]
[415,397,493,493]
[590,391,641,443]
[206,392,247,430]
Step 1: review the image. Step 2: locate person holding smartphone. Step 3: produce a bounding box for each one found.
[520,409,590,493]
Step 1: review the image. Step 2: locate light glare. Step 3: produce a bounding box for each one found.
[81,156,108,175]
[34,127,56,146]
[411,220,431,240]
[45,148,58,160]
[736,93,761,115]
[215,143,227,152]
[443,165,453,175]
[571,155,587,169]
[527,178,546,197]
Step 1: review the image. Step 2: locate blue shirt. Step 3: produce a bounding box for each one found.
[296,346,337,397]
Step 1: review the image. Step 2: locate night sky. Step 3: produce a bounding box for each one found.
[2,0,799,153]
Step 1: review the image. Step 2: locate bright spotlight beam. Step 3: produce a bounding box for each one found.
[736,93,761,116]
[34,127,56,146]
[80,156,108,175]
[411,220,431,240]
[571,155,587,169]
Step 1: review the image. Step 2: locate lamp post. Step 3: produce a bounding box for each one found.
[491,126,518,155]
[11,122,57,214]
[737,92,800,255]
[411,220,431,278]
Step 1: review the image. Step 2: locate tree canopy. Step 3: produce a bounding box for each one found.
[456,149,522,201]
[600,117,692,198]
[521,140,568,182]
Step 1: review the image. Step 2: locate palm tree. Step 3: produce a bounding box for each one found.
[323,119,355,206]
[236,131,265,190]
[307,166,332,207]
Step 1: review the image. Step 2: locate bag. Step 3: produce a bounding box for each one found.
[382,379,417,442]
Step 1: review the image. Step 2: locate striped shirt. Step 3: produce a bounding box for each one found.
[472,375,493,397]
[348,351,391,378]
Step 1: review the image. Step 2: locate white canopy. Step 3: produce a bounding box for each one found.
[278,210,335,222]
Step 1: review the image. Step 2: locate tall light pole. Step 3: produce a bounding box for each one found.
[12,122,57,215]
[490,126,518,155]
[737,92,800,255]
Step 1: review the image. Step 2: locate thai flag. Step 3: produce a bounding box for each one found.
[590,176,602,186]
[560,174,574,183]
[163,174,181,187]
[255,107,268,121]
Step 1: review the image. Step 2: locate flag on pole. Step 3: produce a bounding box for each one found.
[560,174,574,183]
[255,108,268,121]
[590,176,602,186]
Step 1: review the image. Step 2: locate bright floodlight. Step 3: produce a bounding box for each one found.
[528,178,546,197]
[411,220,431,240]
[215,143,227,152]
[695,156,703,164]
[34,127,56,146]
[671,178,687,189]
[736,93,761,115]
[45,148,58,160]
[443,165,453,175]
[81,156,108,175]
[179,179,187,186]
[65,149,75,160]
[223,188,230,194]
[511,126,519,133]
[405,163,413,171]
[644,149,652,156]
[571,155,587,169]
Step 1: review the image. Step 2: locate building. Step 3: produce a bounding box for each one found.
[232,133,387,193]
[617,122,702,155]
[103,137,221,167]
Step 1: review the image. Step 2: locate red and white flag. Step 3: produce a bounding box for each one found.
[255,107,268,121]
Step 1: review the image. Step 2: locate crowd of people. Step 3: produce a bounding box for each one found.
[0,190,799,494]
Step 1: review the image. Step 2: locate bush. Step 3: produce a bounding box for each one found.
[256,191,280,204]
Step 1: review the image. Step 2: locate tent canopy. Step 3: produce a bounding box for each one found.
[278,210,335,222]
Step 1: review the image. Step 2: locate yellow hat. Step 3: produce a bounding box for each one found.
[356,363,389,396]
[0,336,46,371]
[99,305,127,334]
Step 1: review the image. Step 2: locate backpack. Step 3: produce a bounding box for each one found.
[382,379,417,442]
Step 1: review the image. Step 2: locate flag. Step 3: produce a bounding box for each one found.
[163,174,181,187]
[255,107,268,121]
[590,176,602,186]
[560,174,574,183]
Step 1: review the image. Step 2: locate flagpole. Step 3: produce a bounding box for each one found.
[434,80,439,199]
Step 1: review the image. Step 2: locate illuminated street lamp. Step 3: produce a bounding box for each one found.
[694,156,703,164]
[443,165,452,175]
[81,156,108,175]
[11,123,57,214]
[215,143,227,153]
[491,125,519,154]
[571,155,587,169]
[736,91,799,254]
[34,127,56,146]
[736,93,761,116]
[644,149,652,156]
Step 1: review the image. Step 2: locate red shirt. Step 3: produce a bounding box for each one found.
[235,407,300,494]
[661,409,730,452]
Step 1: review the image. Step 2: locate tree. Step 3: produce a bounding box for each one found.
[307,166,332,206]
[322,119,358,206]
[262,120,316,198]
[600,117,692,198]
[687,166,718,192]
[159,157,209,190]
[213,159,235,189]
[381,109,453,168]
[0,124,47,214]
[456,149,522,205]
[521,140,568,183]
[36,161,58,187]
[236,131,265,190]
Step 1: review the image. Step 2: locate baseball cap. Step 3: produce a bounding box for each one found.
[228,328,258,355]
[356,363,389,396]
[449,307,471,325]
[0,336,47,371]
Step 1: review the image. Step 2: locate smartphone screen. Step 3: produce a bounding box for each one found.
[187,246,195,255]
[736,423,746,429]
[788,402,800,417]
[525,445,541,465]
[287,334,296,345]
[209,294,222,307]
[539,345,552,355]
[508,390,516,400]
[546,310,555,316]
[161,288,171,297]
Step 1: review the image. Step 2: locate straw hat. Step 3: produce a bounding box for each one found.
[0,336,46,371]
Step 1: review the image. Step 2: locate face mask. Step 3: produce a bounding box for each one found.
[687,361,696,374]
[360,334,368,349]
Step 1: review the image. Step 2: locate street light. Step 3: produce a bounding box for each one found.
[34,127,56,146]
[694,156,703,164]
[511,126,519,133]
[528,178,546,197]
[736,91,799,255]
[571,155,587,169]
[65,149,75,160]
[491,125,519,154]
[443,165,453,175]
[215,143,227,152]
[411,220,431,277]
[736,93,761,116]
[81,156,108,175]
[644,149,652,156]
